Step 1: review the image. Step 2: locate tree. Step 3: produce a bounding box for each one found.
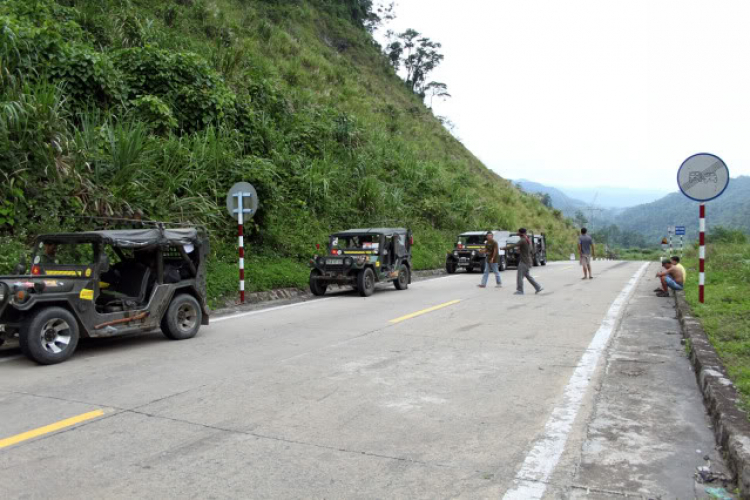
[425,81,451,107]
[386,29,445,97]
[539,193,552,208]
[363,1,396,33]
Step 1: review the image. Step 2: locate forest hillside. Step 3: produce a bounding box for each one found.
[0,0,577,304]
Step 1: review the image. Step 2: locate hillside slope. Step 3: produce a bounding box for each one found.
[615,176,750,244]
[0,0,576,303]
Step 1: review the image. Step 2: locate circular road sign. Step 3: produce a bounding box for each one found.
[226,182,259,219]
[677,153,730,202]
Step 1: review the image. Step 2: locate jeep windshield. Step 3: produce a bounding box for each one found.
[458,235,485,246]
[330,234,381,251]
[32,241,95,267]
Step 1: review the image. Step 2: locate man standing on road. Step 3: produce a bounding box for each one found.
[478,231,502,288]
[510,228,543,295]
[578,228,595,279]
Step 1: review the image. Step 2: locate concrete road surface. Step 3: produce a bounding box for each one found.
[0,261,730,499]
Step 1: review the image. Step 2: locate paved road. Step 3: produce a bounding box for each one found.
[0,261,728,498]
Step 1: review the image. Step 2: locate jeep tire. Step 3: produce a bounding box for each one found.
[394,265,409,290]
[161,294,202,340]
[20,306,80,365]
[309,269,327,296]
[446,261,456,274]
[357,268,376,297]
[499,257,507,271]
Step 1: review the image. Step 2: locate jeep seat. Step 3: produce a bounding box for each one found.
[99,262,152,306]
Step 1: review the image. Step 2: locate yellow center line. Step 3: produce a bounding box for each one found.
[390,299,462,324]
[0,409,105,450]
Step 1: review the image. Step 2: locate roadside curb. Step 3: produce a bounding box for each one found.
[674,291,750,497]
[213,268,448,314]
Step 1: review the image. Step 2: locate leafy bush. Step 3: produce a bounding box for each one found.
[708,226,748,244]
[129,95,177,135]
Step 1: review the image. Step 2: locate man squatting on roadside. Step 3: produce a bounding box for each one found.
[655,256,685,297]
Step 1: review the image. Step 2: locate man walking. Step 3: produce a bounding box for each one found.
[477,231,502,288]
[510,228,543,295]
[578,228,595,279]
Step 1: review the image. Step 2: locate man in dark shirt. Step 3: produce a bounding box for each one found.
[511,228,543,295]
[478,231,502,288]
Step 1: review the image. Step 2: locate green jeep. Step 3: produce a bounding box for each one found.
[446,231,509,273]
[0,227,210,365]
[309,228,413,297]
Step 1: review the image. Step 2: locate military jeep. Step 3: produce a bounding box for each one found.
[0,227,209,365]
[504,231,548,267]
[445,231,509,273]
[309,228,413,297]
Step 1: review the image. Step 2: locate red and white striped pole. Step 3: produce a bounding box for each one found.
[699,203,705,303]
[237,192,245,303]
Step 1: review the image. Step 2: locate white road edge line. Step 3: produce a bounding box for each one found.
[212,297,336,324]
[0,354,23,364]
[502,262,649,500]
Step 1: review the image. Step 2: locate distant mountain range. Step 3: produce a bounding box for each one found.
[515,180,671,210]
[517,177,750,245]
[514,180,589,217]
[613,176,750,243]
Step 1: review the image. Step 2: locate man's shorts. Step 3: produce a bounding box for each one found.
[665,275,684,291]
[580,254,592,266]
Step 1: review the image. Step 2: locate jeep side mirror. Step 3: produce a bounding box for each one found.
[13,256,26,275]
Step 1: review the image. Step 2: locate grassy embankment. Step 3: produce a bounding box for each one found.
[0,0,577,307]
[682,236,750,414]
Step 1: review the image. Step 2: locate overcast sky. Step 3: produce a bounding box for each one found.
[378,1,750,192]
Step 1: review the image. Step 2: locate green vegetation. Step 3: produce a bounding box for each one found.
[683,230,750,414]
[613,247,661,261]
[0,0,577,305]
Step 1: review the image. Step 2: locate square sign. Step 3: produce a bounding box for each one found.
[675,226,686,236]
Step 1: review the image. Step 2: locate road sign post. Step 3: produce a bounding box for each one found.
[674,225,686,257]
[226,182,258,304]
[677,153,730,304]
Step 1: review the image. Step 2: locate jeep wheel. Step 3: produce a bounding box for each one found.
[309,270,327,296]
[446,262,456,274]
[533,255,540,267]
[20,307,80,365]
[500,257,507,271]
[394,265,410,290]
[161,294,202,340]
[357,268,376,297]
[466,265,474,273]
[541,257,547,266]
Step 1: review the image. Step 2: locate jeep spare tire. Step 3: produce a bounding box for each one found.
[394,265,409,290]
[357,268,376,297]
[20,306,80,365]
[162,294,202,340]
[309,269,327,296]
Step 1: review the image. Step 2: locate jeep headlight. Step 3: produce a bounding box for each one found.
[471,250,476,256]
[356,255,366,265]
[317,257,324,266]
[344,257,353,267]
[453,251,458,257]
